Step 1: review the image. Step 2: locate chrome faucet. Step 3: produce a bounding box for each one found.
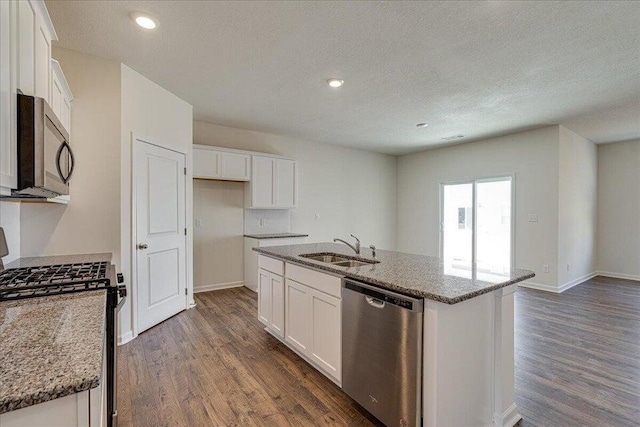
[333,234,361,255]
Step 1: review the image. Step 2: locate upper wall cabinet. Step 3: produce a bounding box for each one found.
[246,156,297,209]
[50,59,73,133]
[193,145,250,181]
[1,0,63,194]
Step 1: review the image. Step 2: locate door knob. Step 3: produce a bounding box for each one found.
[137,243,148,250]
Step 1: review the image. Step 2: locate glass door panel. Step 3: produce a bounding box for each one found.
[476,179,512,278]
[442,183,473,276]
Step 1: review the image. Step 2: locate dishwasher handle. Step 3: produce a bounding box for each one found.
[343,278,424,312]
[365,296,385,308]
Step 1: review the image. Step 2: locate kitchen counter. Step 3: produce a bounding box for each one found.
[5,252,112,269]
[0,291,106,413]
[244,233,309,239]
[253,242,534,304]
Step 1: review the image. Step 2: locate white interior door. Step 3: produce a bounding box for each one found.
[135,140,187,334]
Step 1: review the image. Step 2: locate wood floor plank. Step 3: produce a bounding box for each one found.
[119,277,640,426]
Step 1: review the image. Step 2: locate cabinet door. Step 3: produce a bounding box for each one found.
[0,0,17,190]
[34,13,50,101]
[17,0,35,95]
[309,290,341,382]
[251,156,275,207]
[275,159,296,208]
[61,97,71,132]
[51,66,63,118]
[270,274,284,338]
[193,148,221,179]
[257,269,271,326]
[285,279,310,353]
[221,152,250,181]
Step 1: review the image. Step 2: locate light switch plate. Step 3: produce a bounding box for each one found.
[528,214,538,222]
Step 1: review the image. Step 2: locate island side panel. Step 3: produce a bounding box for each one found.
[423,291,498,427]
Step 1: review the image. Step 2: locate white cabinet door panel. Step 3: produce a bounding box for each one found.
[251,156,275,207]
[34,17,50,101]
[17,0,35,95]
[258,269,271,326]
[285,279,310,353]
[310,289,341,382]
[270,274,284,338]
[221,152,250,181]
[193,148,221,179]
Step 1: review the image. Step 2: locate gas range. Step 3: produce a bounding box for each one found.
[0,261,113,301]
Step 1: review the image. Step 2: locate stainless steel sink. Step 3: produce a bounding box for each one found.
[299,252,379,267]
[300,253,350,263]
[332,260,372,268]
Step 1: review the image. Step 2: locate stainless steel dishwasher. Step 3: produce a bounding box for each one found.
[342,278,424,427]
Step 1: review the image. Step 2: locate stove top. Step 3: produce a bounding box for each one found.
[0,262,112,301]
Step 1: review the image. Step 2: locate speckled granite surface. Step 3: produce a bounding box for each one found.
[244,233,309,239]
[254,243,535,304]
[5,253,112,269]
[0,291,106,414]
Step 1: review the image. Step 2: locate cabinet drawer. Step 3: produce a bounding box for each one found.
[286,263,342,298]
[258,255,284,276]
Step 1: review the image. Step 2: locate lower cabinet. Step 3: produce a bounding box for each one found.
[258,267,284,338]
[257,258,342,385]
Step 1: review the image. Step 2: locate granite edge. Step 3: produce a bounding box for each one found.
[253,247,536,304]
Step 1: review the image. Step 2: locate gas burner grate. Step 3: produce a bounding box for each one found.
[0,262,111,301]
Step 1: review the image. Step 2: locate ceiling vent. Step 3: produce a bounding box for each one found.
[441,135,464,141]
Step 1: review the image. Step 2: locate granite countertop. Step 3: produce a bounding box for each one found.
[254,243,535,304]
[5,252,112,269]
[244,233,309,240]
[0,291,107,413]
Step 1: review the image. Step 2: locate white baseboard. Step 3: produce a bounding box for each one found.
[519,272,598,294]
[486,404,521,427]
[194,281,244,293]
[118,330,134,346]
[518,281,560,293]
[597,271,640,282]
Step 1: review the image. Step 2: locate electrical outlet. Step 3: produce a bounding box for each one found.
[528,214,538,222]
[543,265,549,273]
[315,214,320,221]
[259,218,266,226]
[195,219,203,228]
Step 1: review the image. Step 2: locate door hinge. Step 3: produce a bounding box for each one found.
[184,167,187,175]
[184,228,187,235]
[185,288,188,296]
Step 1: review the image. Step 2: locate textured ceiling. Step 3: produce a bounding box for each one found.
[45,1,640,155]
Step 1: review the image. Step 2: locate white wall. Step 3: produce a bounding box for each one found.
[557,126,598,287]
[193,121,398,250]
[193,179,244,290]
[597,139,640,280]
[397,126,560,288]
[0,202,20,263]
[20,48,122,261]
[120,65,193,341]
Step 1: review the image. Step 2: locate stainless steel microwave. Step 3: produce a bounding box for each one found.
[16,94,74,198]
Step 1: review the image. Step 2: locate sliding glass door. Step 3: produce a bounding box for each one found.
[440,177,513,278]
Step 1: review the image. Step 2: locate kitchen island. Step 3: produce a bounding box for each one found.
[254,243,534,427]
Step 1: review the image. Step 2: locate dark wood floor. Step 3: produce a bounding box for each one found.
[118,276,640,427]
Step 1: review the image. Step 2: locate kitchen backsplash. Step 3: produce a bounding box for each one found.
[244,209,290,235]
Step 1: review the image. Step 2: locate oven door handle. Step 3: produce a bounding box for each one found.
[116,285,127,311]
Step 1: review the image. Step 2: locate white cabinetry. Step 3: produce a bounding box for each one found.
[193,145,250,181]
[244,236,307,291]
[246,156,297,209]
[257,255,285,338]
[1,0,66,194]
[258,259,342,384]
[50,59,73,133]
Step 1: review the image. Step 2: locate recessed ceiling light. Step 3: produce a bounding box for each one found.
[130,12,158,30]
[416,123,429,128]
[327,78,344,88]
